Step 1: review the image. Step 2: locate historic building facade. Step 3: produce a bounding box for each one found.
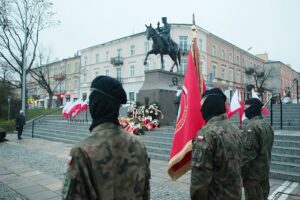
[27,56,80,107]
[27,23,299,107]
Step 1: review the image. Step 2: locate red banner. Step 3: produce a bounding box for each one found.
[168,51,206,180]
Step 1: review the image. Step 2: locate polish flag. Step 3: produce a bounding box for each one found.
[81,99,88,111]
[251,89,270,115]
[68,99,83,118]
[229,90,242,118]
[62,102,73,119]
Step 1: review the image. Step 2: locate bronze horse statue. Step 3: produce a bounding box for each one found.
[144,24,181,72]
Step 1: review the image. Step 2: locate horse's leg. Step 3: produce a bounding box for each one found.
[170,63,176,72]
[144,49,156,65]
[160,54,164,70]
[169,53,178,73]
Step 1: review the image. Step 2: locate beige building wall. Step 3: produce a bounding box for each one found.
[79,24,208,102]
[27,56,80,107]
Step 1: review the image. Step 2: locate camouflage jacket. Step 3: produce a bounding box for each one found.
[241,115,274,181]
[191,114,243,200]
[62,122,151,200]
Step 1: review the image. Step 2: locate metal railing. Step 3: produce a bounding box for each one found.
[26,107,62,138]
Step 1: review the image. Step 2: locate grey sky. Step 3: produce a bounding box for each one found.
[40,0,300,72]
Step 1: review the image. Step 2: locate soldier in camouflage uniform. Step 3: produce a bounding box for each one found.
[191,88,243,200]
[62,76,151,200]
[242,98,274,200]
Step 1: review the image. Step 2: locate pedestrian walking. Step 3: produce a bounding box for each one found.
[190,88,243,200]
[242,98,274,200]
[16,110,25,140]
[62,76,151,200]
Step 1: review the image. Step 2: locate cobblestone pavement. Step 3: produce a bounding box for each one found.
[0,134,299,200]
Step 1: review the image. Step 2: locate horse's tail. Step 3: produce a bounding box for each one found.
[178,48,181,66]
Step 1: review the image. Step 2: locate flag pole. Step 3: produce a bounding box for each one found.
[191,14,203,94]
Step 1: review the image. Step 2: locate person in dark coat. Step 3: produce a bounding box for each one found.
[16,110,25,139]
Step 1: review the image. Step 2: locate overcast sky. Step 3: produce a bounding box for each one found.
[39,0,300,72]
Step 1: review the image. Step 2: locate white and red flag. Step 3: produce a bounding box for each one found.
[68,99,83,118]
[81,99,88,111]
[62,102,73,119]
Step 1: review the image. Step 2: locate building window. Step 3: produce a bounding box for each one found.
[129,92,135,102]
[130,45,135,56]
[180,59,187,74]
[212,63,217,79]
[116,68,121,82]
[75,63,79,73]
[96,53,100,63]
[236,71,241,83]
[130,65,135,77]
[105,69,109,76]
[221,49,226,60]
[229,68,233,82]
[106,51,109,61]
[84,56,88,66]
[229,52,233,62]
[117,48,122,57]
[211,45,217,56]
[221,65,226,80]
[199,39,203,51]
[144,42,150,53]
[95,71,99,78]
[179,36,188,51]
[236,55,240,65]
[242,58,245,66]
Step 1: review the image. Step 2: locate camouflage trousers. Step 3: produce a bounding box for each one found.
[243,179,270,200]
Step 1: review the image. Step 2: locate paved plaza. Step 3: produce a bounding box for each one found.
[0,134,299,200]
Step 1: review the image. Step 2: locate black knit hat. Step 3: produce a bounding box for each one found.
[245,98,263,107]
[202,88,226,102]
[90,76,127,104]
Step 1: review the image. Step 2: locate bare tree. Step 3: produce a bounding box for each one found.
[29,48,62,108]
[0,0,58,110]
[245,65,275,98]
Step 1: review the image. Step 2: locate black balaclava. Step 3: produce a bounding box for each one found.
[201,88,227,123]
[89,76,127,131]
[244,98,263,119]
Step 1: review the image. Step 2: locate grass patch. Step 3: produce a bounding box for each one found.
[28,108,62,120]
[0,108,62,132]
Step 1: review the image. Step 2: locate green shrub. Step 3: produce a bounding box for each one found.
[0,119,16,132]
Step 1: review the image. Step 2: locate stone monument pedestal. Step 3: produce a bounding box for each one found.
[137,69,184,126]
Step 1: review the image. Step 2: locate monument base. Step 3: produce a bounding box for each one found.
[137,69,184,126]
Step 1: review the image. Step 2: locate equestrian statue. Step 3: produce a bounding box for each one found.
[144,17,181,72]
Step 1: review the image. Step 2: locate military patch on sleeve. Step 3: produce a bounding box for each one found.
[197,135,204,141]
[192,148,203,165]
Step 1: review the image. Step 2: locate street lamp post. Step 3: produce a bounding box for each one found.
[21,2,28,117]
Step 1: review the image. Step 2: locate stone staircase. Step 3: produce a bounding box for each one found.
[23,115,300,182]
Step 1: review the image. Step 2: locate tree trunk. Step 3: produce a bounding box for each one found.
[48,94,53,109]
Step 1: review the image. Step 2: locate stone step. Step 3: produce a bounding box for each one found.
[272,146,300,155]
[32,134,78,144]
[143,135,173,143]
[273,140,300,148]
[33,129,88,141]
[33,126,89,137]
[148,152,169,161]
[269,169,300,182]
[272,153,300,164]
[275,135,300,141]
[144,140,172,149]
[271,161,300,173]
[145,146,170,155]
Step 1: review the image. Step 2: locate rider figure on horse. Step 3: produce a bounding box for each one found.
[157,17,172,53]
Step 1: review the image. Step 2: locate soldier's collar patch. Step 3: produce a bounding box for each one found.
[67,156,72,166]
[197,135,204,141]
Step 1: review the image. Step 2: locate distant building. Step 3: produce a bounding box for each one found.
[27,56,80,108]
[265,60,300,102]
[28,23,300,107]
